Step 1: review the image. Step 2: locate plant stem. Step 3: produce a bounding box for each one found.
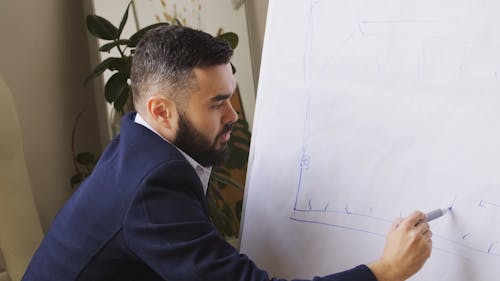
[71,111,84,175]
[116,41,125,57]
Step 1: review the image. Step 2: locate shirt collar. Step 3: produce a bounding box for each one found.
[134,113,212,194]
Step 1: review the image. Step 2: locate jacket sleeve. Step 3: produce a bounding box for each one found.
[122,160,377,281]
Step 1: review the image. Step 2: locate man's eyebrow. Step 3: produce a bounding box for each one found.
[210,94,232,102]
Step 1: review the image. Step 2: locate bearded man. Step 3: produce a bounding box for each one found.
[22,25,431,281]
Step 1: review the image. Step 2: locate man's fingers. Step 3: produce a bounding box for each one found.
[402,211,426,227]
[391,217,404,229]
[415,220,430,234]
[424,230,433,241]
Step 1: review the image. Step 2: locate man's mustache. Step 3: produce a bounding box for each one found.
[218,123,233,137]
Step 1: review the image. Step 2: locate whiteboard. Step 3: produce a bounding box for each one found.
[240,0,500,280]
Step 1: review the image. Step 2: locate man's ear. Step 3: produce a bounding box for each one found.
[145,95,179,140]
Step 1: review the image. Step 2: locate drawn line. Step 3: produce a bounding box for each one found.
[359,19,483,30]
[293,167,304,212]
[291,217,500,258]
[479,200,500,208]
[294,208,393,223]
[488,241,498,253]
[294,0,315,211]
[289,217,385,237]
[433,233,500,257]
[295,208,346,215]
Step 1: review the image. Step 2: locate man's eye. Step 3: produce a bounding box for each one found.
[212,103,223,109]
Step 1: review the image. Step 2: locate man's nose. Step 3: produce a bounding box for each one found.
[225,101,239,124]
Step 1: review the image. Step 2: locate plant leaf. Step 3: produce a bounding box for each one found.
[218,32,239,49]
[113,85,130,112]
[208,182,225,201]
[235,118,249,128]
[222,203,234,220]
[211,173,243,189]
[99,39,131,52]
[108,56,132,75]
[83,57,123,85]
[118,1,133,37]
[208,204,231,236]
[235,200,243,221]
[105,72,129,103]
[225,149,248,170]
[86,15,118,40]
[70,173,84,186]
[128,23,170,47]
[230,135,251,147]
[233,126,251,137]
[213,167,231,176]
[76,152,95,165]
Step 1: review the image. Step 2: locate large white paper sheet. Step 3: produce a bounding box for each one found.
[240,1,500,280]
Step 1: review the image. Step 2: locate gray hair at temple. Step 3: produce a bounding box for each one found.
[130,25,233,113]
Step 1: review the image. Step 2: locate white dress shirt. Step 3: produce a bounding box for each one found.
[134,113,212,195]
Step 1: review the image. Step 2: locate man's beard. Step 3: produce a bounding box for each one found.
[173,113,233,167]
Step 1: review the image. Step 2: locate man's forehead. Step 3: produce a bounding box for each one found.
[191,65,236,97]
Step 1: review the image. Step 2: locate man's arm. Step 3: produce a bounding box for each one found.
[122,160,377,281]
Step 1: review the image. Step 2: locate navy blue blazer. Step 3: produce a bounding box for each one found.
[22,112,377,281]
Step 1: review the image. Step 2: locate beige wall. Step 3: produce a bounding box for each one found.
[245,0,269,88]
[0,0,101,234]
[0,78,43,281]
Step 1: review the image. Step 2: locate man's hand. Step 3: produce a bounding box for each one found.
[368,211,432,281]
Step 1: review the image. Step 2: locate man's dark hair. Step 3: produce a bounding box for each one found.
[131,25,233,111]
